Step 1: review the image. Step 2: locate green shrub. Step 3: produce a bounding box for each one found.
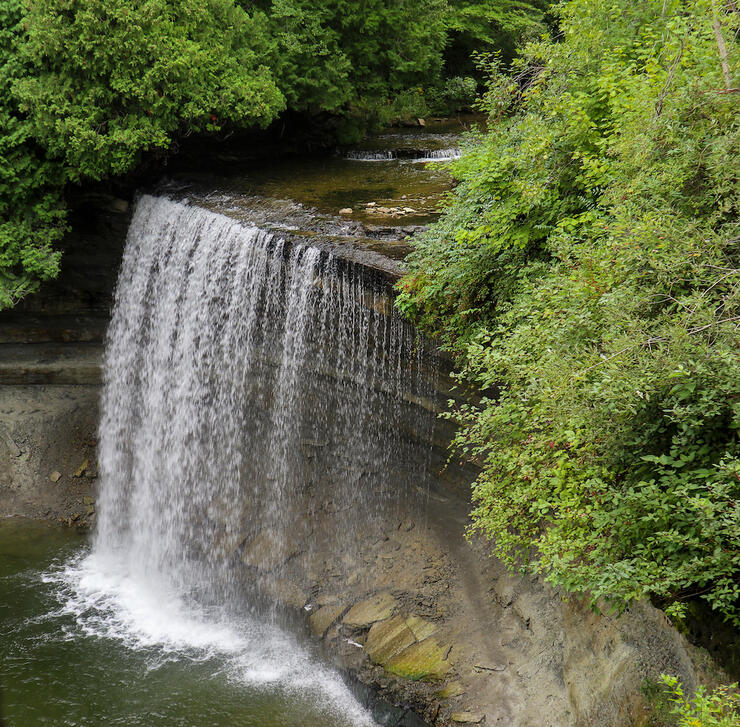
[660,675,740,727]
[399,0,740,624]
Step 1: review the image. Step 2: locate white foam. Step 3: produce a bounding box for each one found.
[45,550,374,724]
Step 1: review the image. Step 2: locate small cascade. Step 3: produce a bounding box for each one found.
[346,150,397,161]
[411,148,462,162]
[346,148,461,162]
[65,194,438,718]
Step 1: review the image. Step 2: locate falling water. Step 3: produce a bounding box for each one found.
[54,194,437,721]
[346,148,461,162]
[346,150,397,160]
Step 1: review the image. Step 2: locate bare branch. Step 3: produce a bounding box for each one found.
[711,0,734,90]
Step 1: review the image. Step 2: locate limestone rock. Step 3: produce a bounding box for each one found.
[438,681,465,699]
[310,604,345,638]
[385,637,452,681]
[451,713,484,724]
[82,496,95,506]
[405,615,437,641]
[270,579,308,609]
[316,593,340,607]
[73,458,89,477]
[241,530,301,571]
[339,208,353,215]
[365,615,416,665]
[49,471,62,483]
[343,592,397,627]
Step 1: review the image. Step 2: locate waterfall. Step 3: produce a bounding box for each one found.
[58,194,436,720]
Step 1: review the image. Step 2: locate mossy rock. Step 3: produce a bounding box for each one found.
[365,615,416,665]
[385,637,452,681]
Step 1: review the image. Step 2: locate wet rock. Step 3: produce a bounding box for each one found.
[365,615,417,665]
[385,637,452,681]
[405,615,437,641]
[339,208,353,215]
[438,681,465,699]
[240,530,301,571]
[310,604,345,638]
[417,118,426,127]
[49,470,62,483]
[316,593,340,606]
[451,712,484,724]
[109,198,130,213]
[269,578,308,609]
[82,496,95,505]
[343,592,397,627]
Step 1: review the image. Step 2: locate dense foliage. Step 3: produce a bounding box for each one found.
[0,0,64,307]
[1,0,549,306]
[0,0,284,307]
[399,0,739,624]
[659,676,739,727]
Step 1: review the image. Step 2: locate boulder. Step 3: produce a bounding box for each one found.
[385,637,452,681]
[343,592,397,627]
[365,615,416,664]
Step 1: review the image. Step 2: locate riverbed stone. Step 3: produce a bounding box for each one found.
[385,637,452,681]
[49,470,62,483]
[310,604,345,638]
[365,615,416,665]
[342,592,397,627]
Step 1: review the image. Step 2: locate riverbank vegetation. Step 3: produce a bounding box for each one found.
[398,0,739,627]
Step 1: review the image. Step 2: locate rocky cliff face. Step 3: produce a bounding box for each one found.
[0,193,722,727]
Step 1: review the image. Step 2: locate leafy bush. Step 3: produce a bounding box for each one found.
[660,675,740,727]
[399,0,740,624]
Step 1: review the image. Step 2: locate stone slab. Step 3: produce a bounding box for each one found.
[342,592,397,627]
